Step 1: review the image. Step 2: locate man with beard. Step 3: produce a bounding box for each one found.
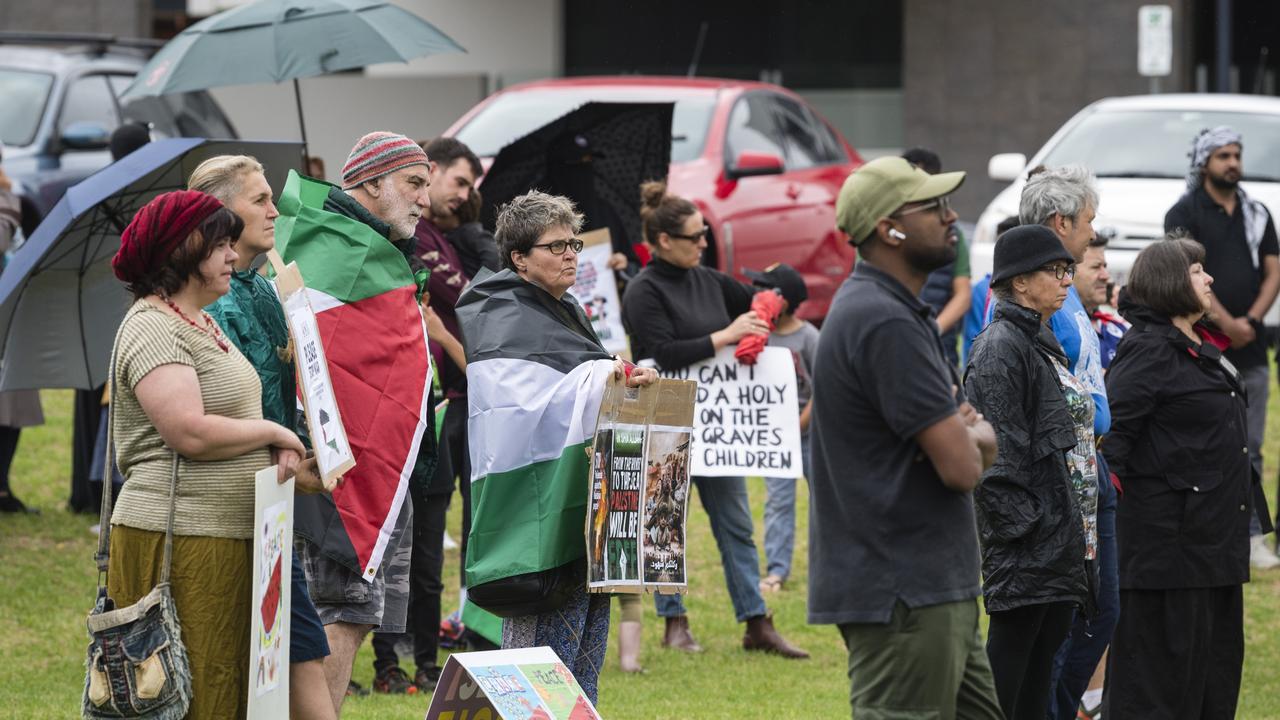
[810,157,1001,719]
[1165,127,1280,570]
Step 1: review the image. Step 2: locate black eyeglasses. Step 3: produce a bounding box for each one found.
[892,196,952,221]
[668,226,710,241]
[1040,263,1077,281]
[530,238,585,255]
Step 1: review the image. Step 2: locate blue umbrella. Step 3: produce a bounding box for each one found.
[0,137,303,390]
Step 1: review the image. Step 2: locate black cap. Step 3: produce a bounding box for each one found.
[744,263,808,310]
[991,225,1075,285]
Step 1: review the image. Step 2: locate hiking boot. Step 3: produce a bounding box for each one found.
[415,666,442,694]
[743,613,809,659]
[661,615,702,653]
[345,680,370,698]
[373,666,418,695]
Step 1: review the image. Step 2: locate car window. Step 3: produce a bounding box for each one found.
[58,75,119,135]
[454,88,715,163]
[773,95,838,169]
[1040,109,1280,181]
[0,68,54,147]
[804,105,846,163]
[725,94,786,164]
[108,76,237,140]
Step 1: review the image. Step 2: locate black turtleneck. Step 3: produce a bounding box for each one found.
[621,258,756,370]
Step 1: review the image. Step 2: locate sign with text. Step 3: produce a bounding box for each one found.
[1138,5,1173,76]
[423,647,601,720]
[567,228,628,356]
[659,346,802,478]
[270,251,356,488]
[587,377,695,593]
[248,466,292,719]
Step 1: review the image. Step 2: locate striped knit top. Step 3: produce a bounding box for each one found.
[110,299,271,539]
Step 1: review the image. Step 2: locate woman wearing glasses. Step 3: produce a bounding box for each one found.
[455,190,656,703]
[963,224,1090,720]
[619,180,809,659]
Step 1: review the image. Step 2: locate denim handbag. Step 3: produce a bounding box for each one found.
[83,343,191,719]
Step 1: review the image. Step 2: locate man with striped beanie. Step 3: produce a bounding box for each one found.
[292,130,438,710]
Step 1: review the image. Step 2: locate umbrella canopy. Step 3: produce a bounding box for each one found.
[0,138,303,391]
[479,102,673,262]
[121,0,465,97]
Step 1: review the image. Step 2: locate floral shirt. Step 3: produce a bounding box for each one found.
[1052,356,1099,560]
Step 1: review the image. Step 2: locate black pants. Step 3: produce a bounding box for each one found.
[371,490,450,674]
[442,399,472,584]
[986,601,1074,720]
[1105,585,1243,720]
[0,425,19,494]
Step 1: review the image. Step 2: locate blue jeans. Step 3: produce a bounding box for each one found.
[1047,452,1120,720]
[763,434,811,579]
[654,475,768,622]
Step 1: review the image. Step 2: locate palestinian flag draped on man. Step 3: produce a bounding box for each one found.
[273,168,433,580]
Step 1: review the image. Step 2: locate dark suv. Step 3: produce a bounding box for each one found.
[0,32,238,233]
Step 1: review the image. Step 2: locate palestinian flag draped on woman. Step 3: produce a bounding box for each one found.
[274,169,433,580]
[456,269,614,592]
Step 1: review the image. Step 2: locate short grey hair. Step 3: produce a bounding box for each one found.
[1018,165,1099,227]
[495,190,584,271]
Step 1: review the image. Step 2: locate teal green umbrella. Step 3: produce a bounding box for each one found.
[121,0,464,151]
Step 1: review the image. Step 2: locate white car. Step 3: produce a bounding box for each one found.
[971,93,1280,320]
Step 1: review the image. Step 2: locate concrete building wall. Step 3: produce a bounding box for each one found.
[0,0,152,37]
[903,0,1194,218]
[210,75,486,182]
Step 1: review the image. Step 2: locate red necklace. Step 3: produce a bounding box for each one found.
[161,295,229,353]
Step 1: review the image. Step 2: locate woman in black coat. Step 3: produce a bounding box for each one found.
[965,225,1089,720]
[1102,237,1261,719]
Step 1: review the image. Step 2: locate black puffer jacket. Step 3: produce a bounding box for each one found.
[965,300,1088,613]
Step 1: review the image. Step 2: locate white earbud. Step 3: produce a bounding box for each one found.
[888,228,907,240]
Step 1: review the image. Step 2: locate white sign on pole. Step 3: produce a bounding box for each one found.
[657,346,803,478]
[1138,5,1173,77]
[248,466,292,719]
[568,228,628,355]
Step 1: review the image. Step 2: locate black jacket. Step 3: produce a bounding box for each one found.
[965,300,1088,613]
[1103,297,1255,589]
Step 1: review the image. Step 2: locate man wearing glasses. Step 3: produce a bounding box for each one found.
[810,157,1001,718]
[1014,165,1118,720]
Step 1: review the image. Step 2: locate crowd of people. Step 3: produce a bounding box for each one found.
[0,111,1268,718]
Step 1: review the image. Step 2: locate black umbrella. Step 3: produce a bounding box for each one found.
[479,102,674,263]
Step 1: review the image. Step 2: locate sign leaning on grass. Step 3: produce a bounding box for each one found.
[424,646,601,720]
[657,345,803,478]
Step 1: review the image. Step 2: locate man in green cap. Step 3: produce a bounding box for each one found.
[808,156,1002,719]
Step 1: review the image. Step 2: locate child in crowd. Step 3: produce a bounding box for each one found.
[745,263,818,592]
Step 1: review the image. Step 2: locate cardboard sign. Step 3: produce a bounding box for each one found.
[424,647,601,720]
[568,228,628,355]
[587,376,696,593]
[269,250,356,488]
[658,346,803,478]
[248,466,292,718]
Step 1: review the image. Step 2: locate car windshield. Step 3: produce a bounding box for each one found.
[455,88,716,163]
[1041,108,1280,181]
[0,68,54,147]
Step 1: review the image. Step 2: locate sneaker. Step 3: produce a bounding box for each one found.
[372,666,417,695]
[414,666,442,694]
[443,530,459,550]
[345,680,370,698]
[439,612,466,648]
[1250,536,1280,570]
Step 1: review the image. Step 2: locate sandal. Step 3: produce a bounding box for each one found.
[758,574,785,593]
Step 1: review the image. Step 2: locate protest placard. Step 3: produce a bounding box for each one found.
[269,250,356,489]
[567,228,627,355]
[248,466,292,719]
[658,345,802,478]
[424,647,601,720]
[587,376,695,593]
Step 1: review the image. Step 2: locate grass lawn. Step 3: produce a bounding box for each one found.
[2,385,1280,718]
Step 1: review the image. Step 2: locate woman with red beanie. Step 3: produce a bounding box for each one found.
[103,190,305,719]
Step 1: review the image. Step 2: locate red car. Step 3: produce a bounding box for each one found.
[444,76,863,321]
